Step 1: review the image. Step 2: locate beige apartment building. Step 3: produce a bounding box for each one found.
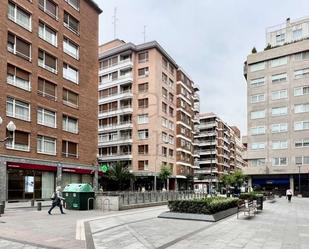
[0,0,102,201]
[244,17,309,196]
[98,40,200,190]
[194,113,246,193]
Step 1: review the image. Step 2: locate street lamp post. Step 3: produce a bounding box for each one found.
[154,141,169,191]
[0,118,16,143]
[298,165,301,196]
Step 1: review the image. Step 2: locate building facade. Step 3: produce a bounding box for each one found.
[244,17,309,196]
[98,40,200,190]
[0,0,102,201]
[194,113,246,193]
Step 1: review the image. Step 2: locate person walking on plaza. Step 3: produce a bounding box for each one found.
[286,188,293,202]
[48,186,65,215]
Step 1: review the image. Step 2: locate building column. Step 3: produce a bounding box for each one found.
[154,175,157,191]
[248,176,252,189]
[56,162,62,188]
[93,164,99,192]
[167,178,170,191]
[289,175,294,193]
[0,157,7,202]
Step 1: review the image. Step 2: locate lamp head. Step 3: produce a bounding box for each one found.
[7,121,16,132]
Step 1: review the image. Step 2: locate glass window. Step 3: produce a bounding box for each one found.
[251,94,265,103]
[63,11,79,35]
[294,121,309,131]
[294,103,309,114]
[138,51,148,63]
[270,56,287,67]
[295,68,309,79]
[63,37,79,59]
[38,49,57,73]
[8,2,32,31]
[63,115,78,133]
[271,123,288,133]
[251,142,266,150]
[138,98,148,108]
[272,157,287,166]
[138,145,148,155]
[65,0,79,10]
[250,77,265,87]
[37,135,56,155]
[294,86,309,96]
[7,32,31,61]
[250,62,265,72]
[63,88,78,108]
[38,21,57,46]
[272,107,287,116]
[6,130,29,151]
[272,89,287,100]
[272,73,287,83]
[6,97,30,121]
[250,159,266,167]
[63,63,79,83]
[250,126,266,135]
[37,107,56,128]
[138,83,148,93]
[272,140,288,150]
[138,114,149,124]
[138,67,149,77]
[38,78,56,101]
[138,129,149,140]
[62,140,78,158]
[250,110,265,119]
[7,64,30,91]
[138,160,148,170]
[39,0,58,19]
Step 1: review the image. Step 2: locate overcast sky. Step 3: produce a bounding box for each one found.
[94,0,309,135]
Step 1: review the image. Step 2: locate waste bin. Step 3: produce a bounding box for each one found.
[63,183,95,210]
[256,195,263,210]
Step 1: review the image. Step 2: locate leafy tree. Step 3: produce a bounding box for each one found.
[264,43,272,50]
[107,162,134,190]
[158,165,172,189]
[233,170,247,188]
[251,47,257,53]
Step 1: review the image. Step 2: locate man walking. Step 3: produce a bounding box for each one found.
[48,186,65,215]
[286,188,293,203]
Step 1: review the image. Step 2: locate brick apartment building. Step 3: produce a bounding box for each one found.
[194,113,247,193]
[0,0,102,201]
[98,40,200,190]
[244,17,309,196]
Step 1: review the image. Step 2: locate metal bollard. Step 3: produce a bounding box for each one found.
[0,204,4,214]
[31,199,35,207]
[37,202,42,211]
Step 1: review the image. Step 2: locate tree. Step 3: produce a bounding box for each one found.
[264,43,272,50]
[107,162,134,190]
[233,170,247,188]
[158,165,172,190]
[251,47,257,53]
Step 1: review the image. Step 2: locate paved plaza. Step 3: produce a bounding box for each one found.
[1,197,309,249]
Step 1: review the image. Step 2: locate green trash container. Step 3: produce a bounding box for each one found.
[63,183,95,210]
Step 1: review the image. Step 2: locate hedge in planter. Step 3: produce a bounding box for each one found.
[168,197,239,215]
[239,192,263,200]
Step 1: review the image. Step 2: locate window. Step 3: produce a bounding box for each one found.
[64,11,79,35]
[8,2,31,31]
[100,56,118,69]
[294,121,309,131]
[168,78,174,88]
[63,37,79,59]
[162,132,168,143]
[138,160,148,171]
[138,51,148,63]
[272,107,287,116]
[169,107,174,117]
[295,138,309,148]
[63,89,78,108]
[37,107,56,128]
[6,97,30,121]
[162,58,168,69]
[65,0,80,10]
[37,135,56,155]
[38,78,56,100]
[138,83,148,93]
[169,64,175,75]
[251,142,265,150]
[38,21,57,46]
[138,129,149,140]
[63,115,78,133]
[271,123,288,133]
[169,121,174,130]
[7,64,30,91]
[169,93,174,103]
[62,140,78,158]
[272,140,288,150]
[272,89,287,100]
[270,56,287,67]
[138,114,149,124]
[272,73,287,83]
[39,0,58,19]
[272,157,287,166]
[63,63,79,83]
[295,103,309,114]
[294,86,309,96]
[6,130,29,151]
[295,68,309,79]
[138,145,148,155]
[162,118,168,128]
[293,27,302,40]
[138,67,149,77]
[250,110,265,119]
[162,102,167,113]
[38,49,57,73]
[7,33,31,61]
[250,158,266,167]
[250,62,265,72]
[169,149,174,157]
[138,98,148,108]
[294,51,309,61]
[250,77,265,87]
[296,156,309,165]
[250,94,265,103]
[250,126,266,135]
[276,33,285,44]
[162,147,167,157]
[168,135,174,145]
[162,87,167,99]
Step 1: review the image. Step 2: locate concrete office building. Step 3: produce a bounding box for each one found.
[194,113,246,192]
[244,17,309,196]
[0,0,102,201]
[98,40,200,190]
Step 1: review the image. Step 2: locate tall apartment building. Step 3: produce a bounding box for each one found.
[98,40,200,191]
[244,17,309,196]
[0,0,102,201]
[194,113,246,192]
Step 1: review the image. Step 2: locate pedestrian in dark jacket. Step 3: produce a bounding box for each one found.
[48,186,65,215]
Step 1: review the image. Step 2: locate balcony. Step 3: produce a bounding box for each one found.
[193,92,200,102]
[99,121,132,132]
[199,150,216,155]
[98,106,133,118]
[199,140,216,146]
[98,90,133,104]
[199,122,216,129]
[195,168,218,174]
[98,152,132,161]
[100,59,133,74]
[99,74,133,89]
[195,131,216,138]
[199,158,217,164]
[98,136,132,146]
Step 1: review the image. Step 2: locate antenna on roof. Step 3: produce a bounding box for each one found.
[112,7,118,39]
[142,25,147,43]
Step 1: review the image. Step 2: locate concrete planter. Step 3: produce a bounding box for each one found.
[158,207,237,222]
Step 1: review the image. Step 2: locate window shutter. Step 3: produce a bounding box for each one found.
[68,91,78,105]
[38,78,44,92]
[46,0,57,16]
[68,142,77,155]
[16,38,30,57]
[45,81,56,96]
[7,64,15,75]
[16,68,29,81]
[15,131,29,145]
[45,53,56,69]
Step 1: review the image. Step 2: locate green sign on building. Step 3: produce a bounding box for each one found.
[100,164,109,173]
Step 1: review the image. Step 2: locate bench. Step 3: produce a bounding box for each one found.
[237,200,257,219]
